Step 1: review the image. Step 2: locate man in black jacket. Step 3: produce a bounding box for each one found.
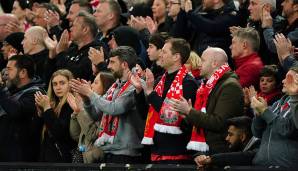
[45,11,100,81]
[0,55,45,162]
[23,26,49,83]
[194,116,260,168]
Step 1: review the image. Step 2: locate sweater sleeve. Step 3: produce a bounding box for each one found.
[251,116,267,138]
[84,86,136,117]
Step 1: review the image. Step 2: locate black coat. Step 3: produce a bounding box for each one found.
[0,78,45,162]
[39,103,77,162]
[45,41,100,81]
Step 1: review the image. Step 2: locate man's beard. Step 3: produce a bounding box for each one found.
[112,69,123,79]
[229,139,244,152]
[6,75,20,90]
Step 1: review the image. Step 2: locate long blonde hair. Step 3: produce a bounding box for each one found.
[47,69,73,116]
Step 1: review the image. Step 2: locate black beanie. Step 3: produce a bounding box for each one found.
[4,32,25,54]
[111,26,141,55]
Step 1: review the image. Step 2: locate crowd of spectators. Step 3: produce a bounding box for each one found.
[0,0,297,169]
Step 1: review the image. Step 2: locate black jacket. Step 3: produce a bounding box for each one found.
[39,103,77,162]
[45,41,100,81]
[0,77,45,162]
[28,49,49,83]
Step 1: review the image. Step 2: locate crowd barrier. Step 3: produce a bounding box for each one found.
[0,163,296,171]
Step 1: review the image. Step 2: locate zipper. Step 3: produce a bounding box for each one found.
[267,129,272,162]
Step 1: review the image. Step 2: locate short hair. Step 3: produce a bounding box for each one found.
[8,55,35,79]
[233,27,260,52]
[260,65,280,84]
[109,46,138,70]
[101,0,122,22]
[226,116,252,138]
[166,38,191,64]
[149,32,169,50]
[26,26,48,47]
[77,11,98,37]
[71,0,93,13]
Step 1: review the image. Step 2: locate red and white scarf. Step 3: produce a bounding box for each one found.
[142,65,205,152]
[95,80,131,146]
[186,63,231,151]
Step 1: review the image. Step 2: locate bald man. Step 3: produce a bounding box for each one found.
[22,26,49,82]
[170,47,244,155]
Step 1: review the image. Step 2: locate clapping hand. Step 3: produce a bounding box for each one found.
[45,10,61,30]
[35,91,51,112]
[145,68,155,95]
[194,155,211,168]
[273,33,294,62]
[69,79,93,100]
[67,93,83,114]
[145,17,158,34]
[251,96,267,116]
[56,29,71,54]
[184,0,193,12]
[169,97,192,116]
[88,47,105,65]
[129,70,143,93]
[44,34,58,59]
[261,6,273,28]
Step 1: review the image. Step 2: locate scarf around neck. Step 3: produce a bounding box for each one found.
[94,80,131,146]
[186,63,231,151]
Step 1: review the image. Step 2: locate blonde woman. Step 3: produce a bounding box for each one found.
[185,51,202,80]
[35,69,76,162]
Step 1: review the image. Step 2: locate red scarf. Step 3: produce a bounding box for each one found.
[142,65,203,153]
[257,89,282,104]
[95,80,131,145]
[187,63,231,151]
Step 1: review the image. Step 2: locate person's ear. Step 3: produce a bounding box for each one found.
[243,40,249,49]
[173,53,181,62]
[240,133,247,142]
[82,26,88,35]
